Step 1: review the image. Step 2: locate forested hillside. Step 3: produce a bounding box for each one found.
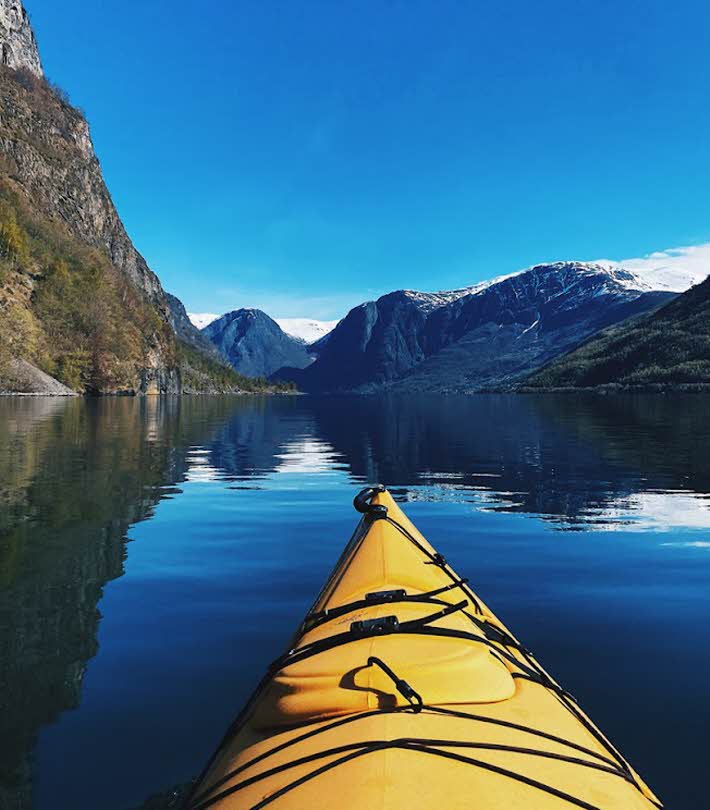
[526,274,710,389]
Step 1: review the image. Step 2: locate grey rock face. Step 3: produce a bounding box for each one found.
[0,3,178,323]
[293,292,428,391]
[0,74,165,304]
[0,0,42,77]
[0,6,227,393]
[0,3,172,389]
[0,66,181,390]
[0,358,76,395]
[291,262,677,393]
[203,309,313,378]
[165,293,223,359]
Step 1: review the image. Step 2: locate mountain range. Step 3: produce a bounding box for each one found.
[3,1,709,396]
[195,261,708,392]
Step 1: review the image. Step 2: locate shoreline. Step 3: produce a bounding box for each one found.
[0,389,301,398]
[3,386,710,398]
[515,383,710,395]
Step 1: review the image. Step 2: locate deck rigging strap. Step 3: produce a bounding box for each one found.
[189,733,641,810]
[269,599,479,675]
[382,514,484,613]
[188,702,630,807]
[302,578,471,631]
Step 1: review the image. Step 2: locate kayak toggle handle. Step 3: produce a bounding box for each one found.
[365,588,406,603]
[353,485,388,518]
[351,615,399,635]
[367,656,423,713]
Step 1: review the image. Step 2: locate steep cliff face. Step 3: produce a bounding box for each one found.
[292,292,428,390]
[0,2,255,394]
[165,293,223,360]
[0,76,167,304]
[0,1,177,393]
[0,0,41,77]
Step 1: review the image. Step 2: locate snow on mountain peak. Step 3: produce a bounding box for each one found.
[188,312,220,330]
[402,250,709,314]
[400,271,525,312]
[276,318,339,344]
[188,245,709,338]
[190,311,338,343]
[596,244,710,293]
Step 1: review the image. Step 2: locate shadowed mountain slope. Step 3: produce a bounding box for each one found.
[525,272,710,389]
[202,309,313,379]
[287,262,677,393]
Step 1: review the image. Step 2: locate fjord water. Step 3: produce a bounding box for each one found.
[1,396,708,810]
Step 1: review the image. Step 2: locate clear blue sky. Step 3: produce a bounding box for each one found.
[27,0,710,319]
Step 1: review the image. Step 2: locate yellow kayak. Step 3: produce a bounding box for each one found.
[187,486,661,809]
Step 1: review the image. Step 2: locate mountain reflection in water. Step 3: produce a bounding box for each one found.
[0,394,708,810]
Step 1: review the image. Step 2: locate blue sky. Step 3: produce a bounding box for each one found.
[27,0,710,319]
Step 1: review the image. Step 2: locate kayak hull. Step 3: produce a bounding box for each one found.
[188,489,660,810]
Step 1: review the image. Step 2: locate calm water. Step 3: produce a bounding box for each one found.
[1,394,709,810]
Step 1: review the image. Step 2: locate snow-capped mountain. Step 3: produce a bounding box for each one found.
[402,256,707,311]
[187,253,709,388]
[189,313,337,346]
[188,312,220,330]
[283,261,687,393]
[525,271,710,390]
[597,243,710,293]
[275,318,339,344]
[399,270,529,312]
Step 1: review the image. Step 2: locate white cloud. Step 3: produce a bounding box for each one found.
[599,243,710,292]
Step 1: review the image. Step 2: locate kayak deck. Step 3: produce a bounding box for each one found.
[187,487,661,809]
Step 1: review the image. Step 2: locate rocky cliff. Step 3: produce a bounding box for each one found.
[165,293,223,360]
[0,64,176,392]
[0,66,165,303]
[0,2,259,394]
[0,0,41,77]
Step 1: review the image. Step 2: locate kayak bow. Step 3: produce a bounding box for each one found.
[187,486,660,809]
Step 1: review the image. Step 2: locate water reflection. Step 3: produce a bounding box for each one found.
[138,393,710,532]
[0,393,709,809]
[0,397,230,810]
[274,439,345,475]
